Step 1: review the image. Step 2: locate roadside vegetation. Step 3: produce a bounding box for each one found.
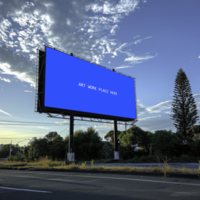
[0,157,200,178]
[1,69,200,177]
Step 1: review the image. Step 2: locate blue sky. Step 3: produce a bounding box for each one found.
[0,0,199,146]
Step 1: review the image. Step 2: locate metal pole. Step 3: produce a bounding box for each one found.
[114,119,118,151]
[68,114,74,153]
[67,114,75,162]
[9,140,12,158]
[114,119,119,160]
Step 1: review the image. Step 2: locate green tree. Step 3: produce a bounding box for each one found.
[45,131,58,141]
[104,130,121,146]
[48,135,65,161]
[73,127,103,160]
[0,144,19,158]
[119,126,152,153]
[151,129,187,157]
[28,138,48,160]
[187,125,200,141]
[100,141,113,159]
[170,68,199,138]
[118,126,151,159]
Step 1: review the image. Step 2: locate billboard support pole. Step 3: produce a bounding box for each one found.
[67,114,75,162]
[114,119,119,160]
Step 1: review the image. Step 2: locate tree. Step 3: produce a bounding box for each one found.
[48,135,65,161]
[118,126,151,159]
[104,130,121,146]
[187,125,200,140]
[45,132,58,141]
[73,127,103,160]
[170,68,199,138]
[0,144,19,158]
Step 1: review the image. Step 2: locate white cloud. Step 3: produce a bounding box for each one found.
[54,120,69,125]
[133,36,152,45]
[139,115,162,121]
[0,1,3,6]
[124,53,157,65]
[0,109,11,116]
[0,63,35,87]
[0,76,11,82]
[0,0,148,88]
[24,90,32,93]
[110,25,118,35]
[86,0,140,15]
[198,55,200,58]
[133,35,140,39]
[37,127,50,130]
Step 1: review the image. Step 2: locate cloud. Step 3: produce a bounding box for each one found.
[133,36,152,45]
[37,127,50,130]
[136,99,172,117]
[0,0,147,87]
[0,76,11,82]
[125,53,157,64]
[135,93,200,133]
[133,35,140,39]
[0,108,10,116]
[24,90,32,92]
[198,55,200,59]
[86,0,140,14]
[115,53,157,69]
[110,25,118,35]
[0,46,35,87]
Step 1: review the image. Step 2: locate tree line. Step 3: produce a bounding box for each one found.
[0,68,199,162]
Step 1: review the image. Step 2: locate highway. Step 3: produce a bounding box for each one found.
[1,169,200,200]
[86,162,200,170]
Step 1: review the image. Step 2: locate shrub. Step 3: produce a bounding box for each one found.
[171,156,177,162]
[139,156,147,162]
[145,155,155,162]
[180,154,189,162]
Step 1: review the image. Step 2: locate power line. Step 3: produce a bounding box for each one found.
[0,120,69,125]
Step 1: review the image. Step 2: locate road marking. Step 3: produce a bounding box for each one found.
[22,172,200,187]
[48,178,98,183]
[0,186,52,193]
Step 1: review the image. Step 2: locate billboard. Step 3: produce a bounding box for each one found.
[36,45,137,121]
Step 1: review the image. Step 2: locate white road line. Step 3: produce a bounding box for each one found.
[0,186,52,193]
[21,172,200,187]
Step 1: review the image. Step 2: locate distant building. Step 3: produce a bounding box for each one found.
[0,144,3,149]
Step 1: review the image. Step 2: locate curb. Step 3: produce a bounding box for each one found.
[1,167,200,179]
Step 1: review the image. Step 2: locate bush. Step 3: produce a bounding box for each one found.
[146,155,156,162]
[139,156,148,162]
[119,145,135,160]
[171,156,177,162]
[180,154,189,162]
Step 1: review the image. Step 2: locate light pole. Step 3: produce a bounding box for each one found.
[9,138,32,158]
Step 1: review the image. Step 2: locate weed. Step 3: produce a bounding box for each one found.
[81,162,87,168]
[90,159,94,168]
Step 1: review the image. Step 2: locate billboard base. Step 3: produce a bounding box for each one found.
[114,151,119,160]
[67,152,75,162]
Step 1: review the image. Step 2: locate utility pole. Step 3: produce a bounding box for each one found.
[9,140,12,158]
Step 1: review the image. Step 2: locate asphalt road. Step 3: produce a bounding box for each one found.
[85,163,200,170]
[1,169,200,200]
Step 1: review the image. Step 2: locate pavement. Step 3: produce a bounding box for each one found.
[85,162,200,170]
[1,169,200,200]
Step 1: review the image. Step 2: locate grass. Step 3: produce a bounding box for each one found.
[1,158,200,177]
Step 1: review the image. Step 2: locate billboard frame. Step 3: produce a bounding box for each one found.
[35,44,138,123]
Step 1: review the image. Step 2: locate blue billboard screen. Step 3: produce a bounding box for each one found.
[44,46,136,119]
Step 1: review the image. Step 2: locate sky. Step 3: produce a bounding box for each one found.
[0,0,200,147]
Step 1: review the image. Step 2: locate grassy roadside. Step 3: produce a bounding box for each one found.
[0,158,200,176]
